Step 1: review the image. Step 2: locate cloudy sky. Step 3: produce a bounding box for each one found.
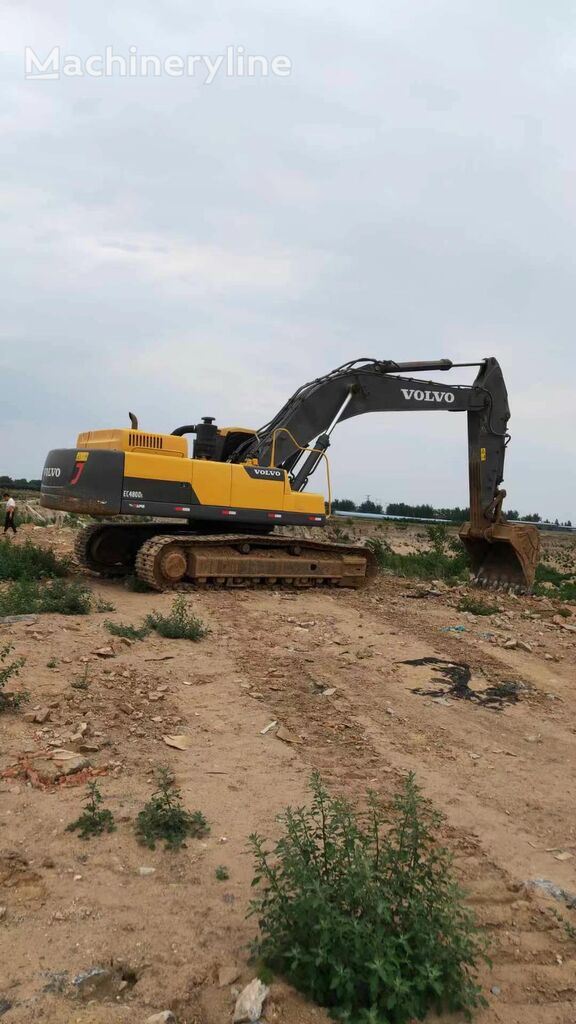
[1,1,575,520]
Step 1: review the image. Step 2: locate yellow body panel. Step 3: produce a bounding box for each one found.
[77,429,188,458]
[76,428,325,515]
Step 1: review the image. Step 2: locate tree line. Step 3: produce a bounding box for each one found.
[0,476,42,491]
[331,498,572,528]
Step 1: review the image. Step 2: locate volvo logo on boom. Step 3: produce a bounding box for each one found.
[43,467,61,478]
[400,389,455,404]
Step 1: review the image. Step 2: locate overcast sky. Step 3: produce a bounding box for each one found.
[1,1,575,520]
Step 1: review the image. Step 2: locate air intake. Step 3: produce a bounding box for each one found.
[129,433,164,450]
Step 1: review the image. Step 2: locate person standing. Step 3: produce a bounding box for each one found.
[3,493,16,535]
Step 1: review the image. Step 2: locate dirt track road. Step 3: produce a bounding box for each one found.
[1,527,575,1023]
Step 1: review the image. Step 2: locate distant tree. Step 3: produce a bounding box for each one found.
[522,513,542,523]
[358,499,383,514]
[506,509,519,520]
[332,498,357,512]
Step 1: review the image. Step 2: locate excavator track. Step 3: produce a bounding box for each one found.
[135,533,377,591]
[73,523,377,590]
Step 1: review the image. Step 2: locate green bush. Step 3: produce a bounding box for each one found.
[249,773,488,1024]
[146,595,207,641]
[105,619,151,641]
[0,539,69,581]
[367,537,469,583]
[0,644,28,712]
[0,578,93,616]
[136,767,210,850]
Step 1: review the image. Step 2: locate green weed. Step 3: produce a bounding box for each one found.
[0,644,28,712]
[146,596,208,642]
[249,772,488,1024]
[71,664,90,690]
[0,539,69,581]
[0,579,93,616]
[534,563,576,602]
[367,537,469,583]
[105,619,151,641]
[215,865,230,881]
[66,782,116,839]
[136,768,210,850]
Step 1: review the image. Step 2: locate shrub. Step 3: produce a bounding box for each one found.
[215,865,230,881]
[105,619,151,641]
[0,539,69,581]
[146,596,208,641]
[0,578,93,616]
[457,596,499,616]
[249,773,488,1024]
[0,644,28,711]
[66,782,116,839]
[367,537,469,583]
[136,768,210,850]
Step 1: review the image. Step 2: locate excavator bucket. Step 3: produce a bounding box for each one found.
[458,522,540,591]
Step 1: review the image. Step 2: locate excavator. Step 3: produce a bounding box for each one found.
[40,356,540,591]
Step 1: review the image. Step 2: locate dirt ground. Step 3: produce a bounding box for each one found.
[1,522,576,1024]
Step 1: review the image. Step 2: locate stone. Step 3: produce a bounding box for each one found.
[93,647,115,658]
[516,640,532,653]
[145,1013,176,1024]
[218,964,241,987]
[138,866,156,877]
[0,614,38,624]
[491,985,501,996]
[503,638,518,650]
[73,967,119,1000]
[35,707,51,724]
[58,755,90,776]
[0,906,6,920]
[233,979,269,1023]
[33,758,61,783]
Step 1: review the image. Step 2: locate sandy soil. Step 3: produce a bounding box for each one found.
[1,523,575,1024]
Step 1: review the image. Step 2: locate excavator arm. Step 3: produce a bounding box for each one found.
[230,356,539,589]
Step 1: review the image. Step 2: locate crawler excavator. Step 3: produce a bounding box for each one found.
[40,357,540,591]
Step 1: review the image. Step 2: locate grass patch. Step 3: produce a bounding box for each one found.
[0,644,28,712]
[146,595,208,641]
[105,619,151,641]
[249,772,488,1024]
[215,865,230,881]
[457,596,499,616]
[0,578,93,616]
[367,537,469,583]
[0,539,69,581]
[66,782,116,839]
[136,767,210,850]
[534,563,576,602]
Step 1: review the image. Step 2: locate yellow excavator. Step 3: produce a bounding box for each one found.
[40,357,540,591]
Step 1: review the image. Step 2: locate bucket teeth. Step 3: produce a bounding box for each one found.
[459,521,540,593]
